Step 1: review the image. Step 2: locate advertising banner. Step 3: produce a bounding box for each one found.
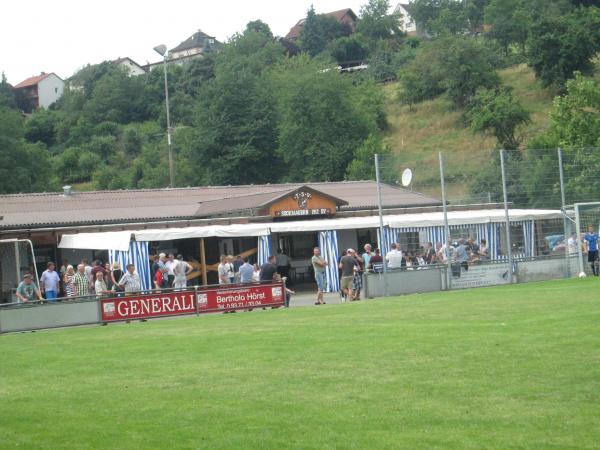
[100,282,284,322]
[450,263,512,289]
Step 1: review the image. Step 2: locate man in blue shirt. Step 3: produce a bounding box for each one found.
[40,261,60,301]
[239,257,255,283]
[584,224,599,276]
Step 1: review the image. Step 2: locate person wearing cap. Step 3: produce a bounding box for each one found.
[16,274,42,303]
[339,249,357,302]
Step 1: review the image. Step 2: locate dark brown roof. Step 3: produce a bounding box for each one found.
[0,181,440,230]
[170,30,217,53]
[285,8,357,40]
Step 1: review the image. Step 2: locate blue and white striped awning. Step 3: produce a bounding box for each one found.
[108,241,152,291]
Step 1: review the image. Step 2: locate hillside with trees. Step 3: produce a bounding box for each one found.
[0,0,599,207]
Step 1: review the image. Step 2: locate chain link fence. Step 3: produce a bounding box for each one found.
[367,148,600,296]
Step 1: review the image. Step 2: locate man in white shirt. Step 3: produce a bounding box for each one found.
[218,255,230,284]
[165,254,177,288]
[385,243,403,269]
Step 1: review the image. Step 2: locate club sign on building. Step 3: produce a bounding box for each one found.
[268,187,346,218]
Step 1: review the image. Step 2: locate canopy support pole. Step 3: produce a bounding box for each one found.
[200,238,208,286]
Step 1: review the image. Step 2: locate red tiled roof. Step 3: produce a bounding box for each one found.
[13,73,56,89]
[285,8,357,40]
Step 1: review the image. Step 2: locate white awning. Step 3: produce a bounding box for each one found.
[56,209,564,250]
[268,216,381,233]
[133,223,270,241]
[385,209,563,228]
[58,231,132,251]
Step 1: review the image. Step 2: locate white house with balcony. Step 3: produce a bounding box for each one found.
[13,72,64,113]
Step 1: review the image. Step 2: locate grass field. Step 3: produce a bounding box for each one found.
[2,279,599,449]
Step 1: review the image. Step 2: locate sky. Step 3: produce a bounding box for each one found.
[2,0,367,84]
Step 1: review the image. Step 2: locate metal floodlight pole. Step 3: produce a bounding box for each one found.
[439,152,451,290]
[374,154,388,297]
[154,44,174,188]
[500,149,514,283]
[558,148,570,277]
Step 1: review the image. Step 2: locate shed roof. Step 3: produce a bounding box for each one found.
[0,181,441,230]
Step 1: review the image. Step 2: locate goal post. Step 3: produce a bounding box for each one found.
[574,202,600,276]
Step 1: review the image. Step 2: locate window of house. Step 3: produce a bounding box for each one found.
[54,87,58,93]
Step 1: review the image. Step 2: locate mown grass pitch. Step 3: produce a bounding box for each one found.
[1,279,599,449]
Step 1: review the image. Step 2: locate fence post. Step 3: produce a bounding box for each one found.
[439,152,451,290]
[558,148,571,278]
[374,154,388,297]
[500,149,514,283]
[575,204,585,275]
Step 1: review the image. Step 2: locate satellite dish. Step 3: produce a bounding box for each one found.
[401,168,413,187]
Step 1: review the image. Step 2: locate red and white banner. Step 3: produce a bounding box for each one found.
[100,282,284,322]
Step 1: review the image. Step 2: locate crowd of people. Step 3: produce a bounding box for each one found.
[151,253,193,290]
[14,253,196,303]
[15,258,144,303]
[216,253,295,307]
[309,237,491,305]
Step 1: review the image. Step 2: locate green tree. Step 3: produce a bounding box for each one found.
[398,43,446,106]
[327,34,370,64]
[0,107,54,193]
[356,0,403,42]
[0,72,16,109]
[527,6,600,88]
[346,133,390,180]
[484,0,529,53]
[83,69,150,124]
[189,29,285,185]
[24,109,62,148]
[273,56,381,181]
[466,86,530,149]
[300,6,352,56]
[245,20,273,37]
[439,37,500,108]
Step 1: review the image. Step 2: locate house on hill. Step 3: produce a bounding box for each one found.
[112,57,146,76]
[170,29,219,60]
[145,29,220,71]
[12,72,64,113]
[395,3,418,35]
[285,8,358,40]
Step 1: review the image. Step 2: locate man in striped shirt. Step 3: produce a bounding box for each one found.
[73,264,89,297]
[118,264,141,293]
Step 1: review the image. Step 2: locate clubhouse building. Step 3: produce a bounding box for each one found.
[0,181,564,301]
